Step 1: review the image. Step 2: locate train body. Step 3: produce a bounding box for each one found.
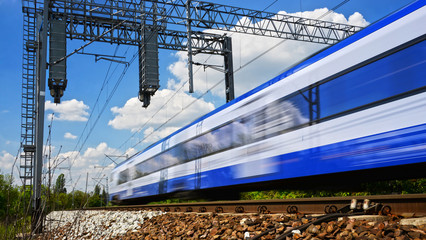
[109,1,426,203]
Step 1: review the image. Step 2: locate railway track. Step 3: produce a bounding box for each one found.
[94,194,426,216]
[41,194,426,239]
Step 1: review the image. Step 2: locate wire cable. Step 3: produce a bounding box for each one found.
[263,0,279,12]
[318,0,350,20]
[73,2,181,183]
[70,45,123,156]
[69,1,178,169]
[116,0,354,157]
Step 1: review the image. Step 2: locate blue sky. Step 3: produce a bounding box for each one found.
[0,0,415,191]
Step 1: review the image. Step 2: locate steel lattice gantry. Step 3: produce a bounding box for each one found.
[21,0,363,233]
[50,0,361,44]
[47,0,362,103]
[21,0,41,189]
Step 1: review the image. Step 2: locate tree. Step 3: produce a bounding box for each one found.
[101,188,108,206]
[0,174,8,218]
[93,184,100,196]
[73,190,88,208]
[54,173,67,194]
[88,185,102,207]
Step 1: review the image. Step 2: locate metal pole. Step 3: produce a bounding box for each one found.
[84,172,89,208]
[85,172,89,196]
[186,0,194,93]
[106,176,109,206]
[223,37,235,102]
[32,0,49,234]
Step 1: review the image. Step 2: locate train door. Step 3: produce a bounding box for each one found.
[109,170,119,199]
[195,159,201,190]
[159,139,170,194]
[125,181,133,197]
[195,121,203,190]
[118,168,132,198]
[159,169,168,194]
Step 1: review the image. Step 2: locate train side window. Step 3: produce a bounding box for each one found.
[134,164,144,179]
[239,92,310,142]
[319,41,425,118]
[118,169,129,185]
[181,123,234,161]
[232,119,250,147]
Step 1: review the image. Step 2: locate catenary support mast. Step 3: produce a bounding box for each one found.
[21,0,363,232]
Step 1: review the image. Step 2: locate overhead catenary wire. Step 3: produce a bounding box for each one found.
[65,0,357,184]
[69,0,353,167]
[126,77,224,152]
[112,0,283,156]
[68,28,160,172]
[233,0,353,76]
[112,0,292,156]
[50,20,128,66]
[318,0,350,19]
[113,53,218,158]
[123,42,274,152]
[68,51,139,172]
[70,45,123,156]
[112,39,219,156]
[66,46,128,191]
[116,0,354,158]
[4,0,364,236]
[263,0,279,12]
[71,4,181,183]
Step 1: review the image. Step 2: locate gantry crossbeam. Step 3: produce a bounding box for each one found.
[56,14,227,54]
[49,0,361,45]
[21,0,363,233]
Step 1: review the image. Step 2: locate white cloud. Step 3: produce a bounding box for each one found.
[348,12,369,27]
[107,8,368,148]
[0,150,15,175]
[82,143,111,160]
[0,143,131,191]
[64,132,77,139]
[124,148,138,158]
[109,89,215,142]
[45,8,369,192]
[47,142,132,191]
[167,9,369,99]
[45,99,89,122]
[142,126,180,143]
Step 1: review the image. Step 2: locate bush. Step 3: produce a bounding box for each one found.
[240,179,425,200]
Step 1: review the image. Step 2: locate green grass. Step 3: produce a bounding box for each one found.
[240,179,426,200]
[144,179,425,204]
[0,217,31,240]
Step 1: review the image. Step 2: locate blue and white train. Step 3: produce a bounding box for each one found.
[110,1,426,203]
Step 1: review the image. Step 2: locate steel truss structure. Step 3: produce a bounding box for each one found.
[21,0,362,233]
[50,0,360,44]
[21,0,41,190]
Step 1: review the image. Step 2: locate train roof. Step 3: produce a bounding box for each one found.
[114,0,424,169]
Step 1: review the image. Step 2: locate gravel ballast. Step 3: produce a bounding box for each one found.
[40,210,426,239]
[41,210,162,239]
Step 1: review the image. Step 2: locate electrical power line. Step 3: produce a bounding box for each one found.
[68,3,178,171]
[70,45,123,155]
[69,5,182,185]
[69,51,139,170]
[318,0,350,19]
[115,0,353,158]
[263,0,279,12]
[76,0,356,184]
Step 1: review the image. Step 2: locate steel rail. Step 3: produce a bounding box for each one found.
[90,194,426,216]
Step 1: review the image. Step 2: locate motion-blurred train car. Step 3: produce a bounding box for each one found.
[109,1,426,203]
